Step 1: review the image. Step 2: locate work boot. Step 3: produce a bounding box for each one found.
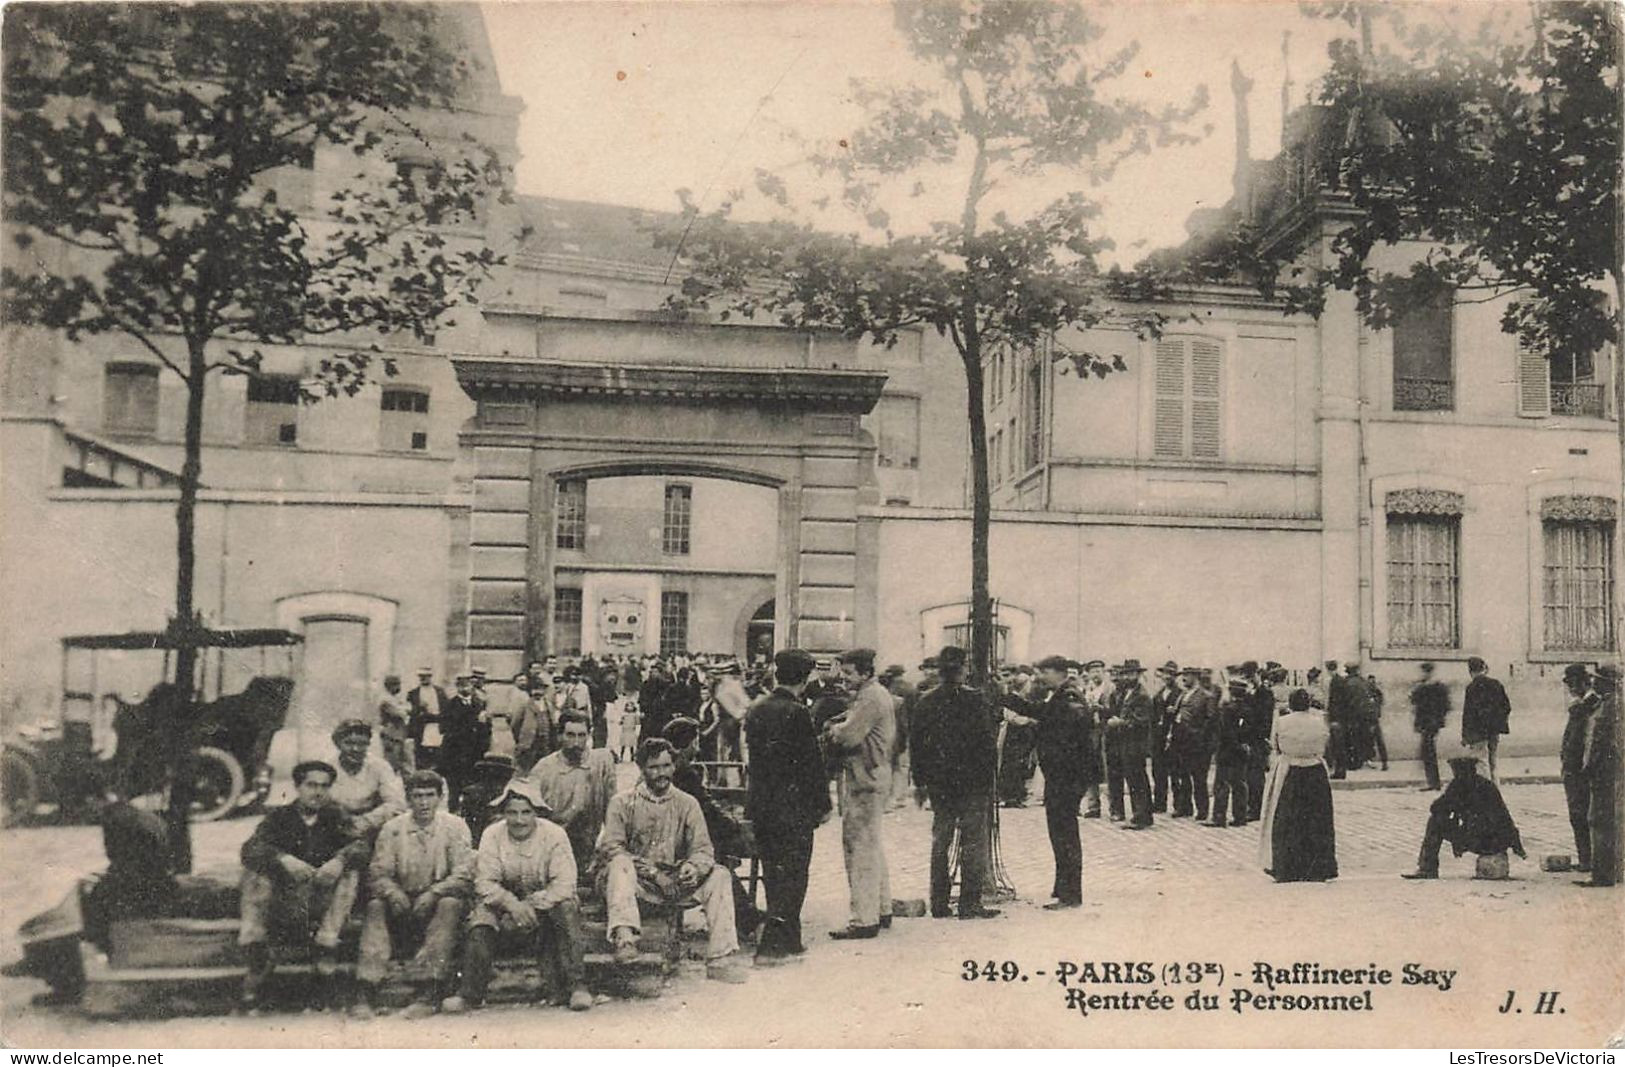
[1401,869,1438,880]
[707,955,748,983]
[828,924,880,940]
[958,907,1001,920]
[611,927,640,965]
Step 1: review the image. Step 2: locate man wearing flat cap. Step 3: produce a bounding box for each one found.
[324,719,407,935]
[1206,673,1252,828]
[1149,661,1181,815]
[911,645,1000,920]
[1001,655,1093,908]
[1104,660,1156,829]
[745,649,830,961]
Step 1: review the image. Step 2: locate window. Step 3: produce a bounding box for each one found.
[659,591,689,656]
[1392,293,1454,411]
[1542,496,1617,651]
[1385,490,1463,649]
[662,484,692,555]
[244,375,300,446]
[1152,337,1222,460]
[1524,344,1608,418]
[552,588,583,657]
[1024,361,1044,470]
[989,431,1002,485]
[993,348,1004,404]
[555,479,586,550]
[874,395,920,469]
[943,622,1010,665]
[103,363,160,436]
[1007,417,1018,478]
[379,388,430,451]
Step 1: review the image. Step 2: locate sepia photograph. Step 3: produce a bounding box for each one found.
[0,0,1620,1051]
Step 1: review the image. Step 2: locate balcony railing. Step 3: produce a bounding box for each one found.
[1551,381,1606,418]
[1393,376,1454,412]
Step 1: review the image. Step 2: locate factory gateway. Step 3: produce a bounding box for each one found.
[0,5,1618,761]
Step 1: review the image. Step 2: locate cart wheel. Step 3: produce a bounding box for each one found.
[184,747,244,822]
[2,750,40,827]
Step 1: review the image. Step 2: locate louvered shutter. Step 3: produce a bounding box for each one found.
[1517,342,1550,417]
[1153,339,1186,457]
[1190,339,1223,459]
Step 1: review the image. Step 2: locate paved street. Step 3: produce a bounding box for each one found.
[3,780,1621,1048]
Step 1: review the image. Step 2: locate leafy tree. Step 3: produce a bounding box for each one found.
[2,3,511,867]
[657,0,1204,682]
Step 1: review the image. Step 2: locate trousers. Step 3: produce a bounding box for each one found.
[1151,740,1169,812]
[1170,748,1211,819]
[1244,743,1268,820]
[928,790,989,915]
[1044,785,1083,904]
[1564,772,1593,869]
[756,823,814,956]
[1210,748,1249,826]
[461,898,584,1003]
[237,867,358,951]
[605,853,738,959]
[356,895,466,985]
[1106,749,1153,825]
[840,785,892,927]
[1419,729,1441,790]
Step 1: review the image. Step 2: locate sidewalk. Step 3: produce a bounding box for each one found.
[1329,754,1562,789]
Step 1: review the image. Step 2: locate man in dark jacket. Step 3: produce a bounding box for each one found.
[1105,660,1156,829]
[1148,661,1180,814]
[1237,661,1275,821]
[1559,663,1602,874]
[1410,662,1450,790]
[237,760,363,1011]
[1168,666,1216,820]
[1576,665,1620,887]
[1207,676,1251,828]
[1402,756,1525,879]
[910,645,1000,920]
[744,649,831,961]
[1461,657,1511,781]
[1002,655,1093,908]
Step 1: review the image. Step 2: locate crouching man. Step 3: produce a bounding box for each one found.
[602,739,745,982]
[237,760,364,1012]
[443,779,591,1013]
[354,771,473,1019]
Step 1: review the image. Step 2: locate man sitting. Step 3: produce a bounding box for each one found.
[324,719,407,934]
[663,716,761,939]
[602,739,745,982]
[443,779,590,1013]
[1402,756,1527,880]
[237,760,363,1012]
[519,710,616,876]
[354,770,473,1020]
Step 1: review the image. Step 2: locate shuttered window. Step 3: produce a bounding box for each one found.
[1153,337,1222,460]
[1392,294,1454,411]
[1516,342,1551,417]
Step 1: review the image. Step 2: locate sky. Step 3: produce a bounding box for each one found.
[479,1,1352,265]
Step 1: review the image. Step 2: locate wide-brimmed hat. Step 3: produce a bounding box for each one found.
[1563,663,1592,685]
[1156,660,1179,675]
[491,777,551,814]
[1112,659,1146,675]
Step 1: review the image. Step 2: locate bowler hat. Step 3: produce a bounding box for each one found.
[882,664,907,678]
[1563,663,1591,684]
[1178,665,1203,677]
[1113,658,1146,674]
[1157,660,1179,675]
[937,646,968,668]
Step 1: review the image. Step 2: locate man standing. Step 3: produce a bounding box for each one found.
[1168,666,1215,820]
[326,718,408,926]
[1103,660,1155,829]
[438,673,488,812]
[444,779,590,1013]
[407,666,447,771]
[1576,665,1620,888]
[1461,657,1512,782]
[1324,660,1348,778]
[745,649,829,963]
[910,645,1000,921]
[1237,661,1274,822]
[1206,675,1251,828]
[521,710,616,875]
[1080,659,1111,819]
[1560,663,1601,875]
[879,665,917,811]
[1002,655,1093,909]
[1149,661,1180,815]
[1363,666,1389,771]
[1411,662,1450,791]
[824,648,895,940]
[377,674,415,777]
[355,771,472,1019]
[601,739,743,981]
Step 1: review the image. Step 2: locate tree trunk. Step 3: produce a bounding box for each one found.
[962,342,994,687]
[165,346,208,874]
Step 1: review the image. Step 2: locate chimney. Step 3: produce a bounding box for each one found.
[1231,59,1254,213]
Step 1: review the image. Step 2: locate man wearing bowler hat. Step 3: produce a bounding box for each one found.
[1105,660,1155,829]
[1576,664,1619,887]
[1560,663,1604,877]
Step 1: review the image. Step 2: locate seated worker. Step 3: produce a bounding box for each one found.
[324,719,408,933]
[518,710,615,876]
[601,739,745,983]
[354,770,473,1020]
[1402,756,1527,880]
[663,716,761,940]
[442,779,590,1014]
[237,760,365,1013]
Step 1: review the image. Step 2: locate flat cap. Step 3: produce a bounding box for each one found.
[1035,654,1071,672]
[331,718,372,743]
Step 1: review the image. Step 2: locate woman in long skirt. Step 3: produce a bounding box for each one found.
[1258,688,1339,882]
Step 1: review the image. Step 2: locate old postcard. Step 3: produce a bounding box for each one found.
[1,0,1621,1050]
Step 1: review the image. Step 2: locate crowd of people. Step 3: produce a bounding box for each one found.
[77,644,1619,1021]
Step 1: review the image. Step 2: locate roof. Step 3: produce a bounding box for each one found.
[62,627,304,651]
[517,195,680,273]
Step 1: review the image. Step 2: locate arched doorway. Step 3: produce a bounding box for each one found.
[745,599,775,667]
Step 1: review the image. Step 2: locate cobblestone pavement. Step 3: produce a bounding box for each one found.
[3,780,1620,1048]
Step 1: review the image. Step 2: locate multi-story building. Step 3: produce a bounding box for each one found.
[2,11,1616,762]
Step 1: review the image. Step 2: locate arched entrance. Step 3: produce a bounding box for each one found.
[449,337,886,680]
[740,597,775,667]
